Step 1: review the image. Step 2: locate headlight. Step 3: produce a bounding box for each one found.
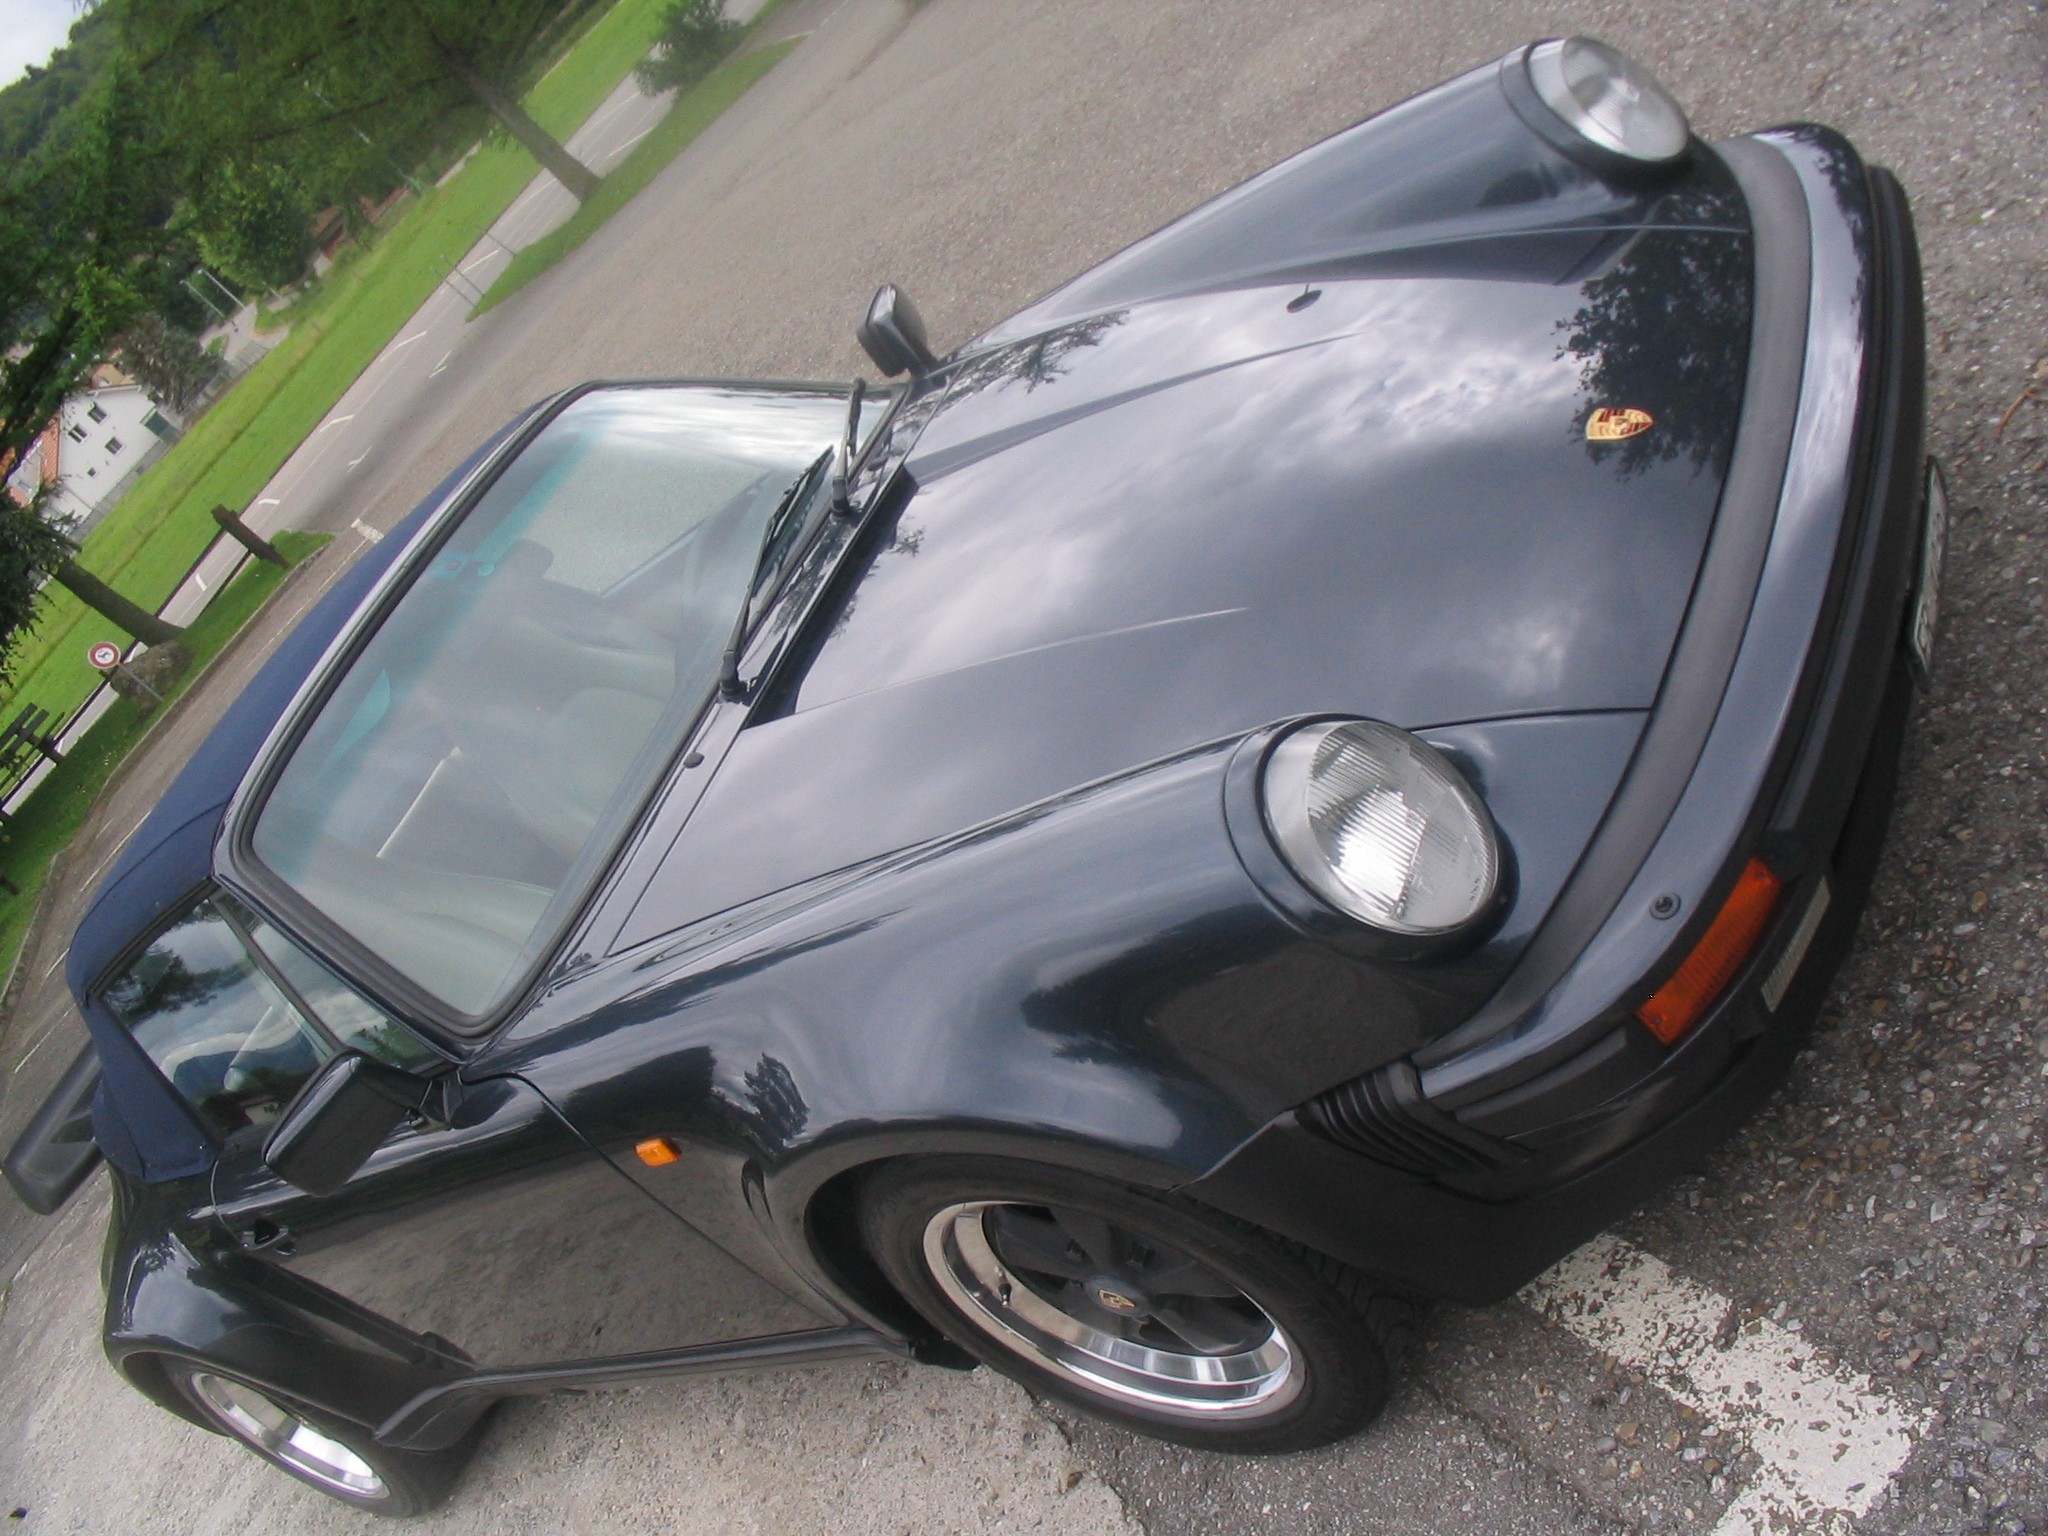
[1261,720,1500,937]
[1512,38,1690,170]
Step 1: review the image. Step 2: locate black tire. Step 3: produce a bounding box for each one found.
[167,1362,476,1516]
[858,1156,1410,1453]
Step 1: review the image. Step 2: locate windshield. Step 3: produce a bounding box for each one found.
[247,384,849,1018]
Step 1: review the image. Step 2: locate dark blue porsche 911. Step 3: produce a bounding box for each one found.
[6,39,1941,1513]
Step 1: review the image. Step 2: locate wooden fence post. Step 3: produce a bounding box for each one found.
[211,504,287,566]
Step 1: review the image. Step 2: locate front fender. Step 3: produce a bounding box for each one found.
[493,704,1640,1329]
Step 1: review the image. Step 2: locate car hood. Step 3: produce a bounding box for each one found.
[619,219,1751,947]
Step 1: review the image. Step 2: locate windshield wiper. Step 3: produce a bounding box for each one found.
[718,449,832,702]
[829,379,866,516]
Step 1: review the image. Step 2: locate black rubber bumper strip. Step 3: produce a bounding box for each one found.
[1414,137,1813,1075]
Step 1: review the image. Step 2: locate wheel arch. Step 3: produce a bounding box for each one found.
[105,1223,477,1446]
[778,1126,1226,1348]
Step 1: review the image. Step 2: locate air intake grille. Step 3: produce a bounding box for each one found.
[1300,1060,1519,1177]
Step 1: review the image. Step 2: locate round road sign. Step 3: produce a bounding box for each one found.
[88,642,122,670]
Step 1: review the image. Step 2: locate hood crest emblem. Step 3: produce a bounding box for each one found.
[1587,407,1655,442]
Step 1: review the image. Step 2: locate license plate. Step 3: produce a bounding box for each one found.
[1908,458,1947,686]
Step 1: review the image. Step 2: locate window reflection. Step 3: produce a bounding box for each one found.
[103,903,330,1138]
[249,386,848,1016]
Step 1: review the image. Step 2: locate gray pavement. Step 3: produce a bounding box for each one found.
[3,1,2047,1533]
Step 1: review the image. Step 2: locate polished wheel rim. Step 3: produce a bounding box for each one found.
[189,1373,388,1500]
[923,1200,1299,1419]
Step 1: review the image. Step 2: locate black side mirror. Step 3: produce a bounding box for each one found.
[858,284,937,377]
[264,1054,435,1197]
[4,1043,103,1215]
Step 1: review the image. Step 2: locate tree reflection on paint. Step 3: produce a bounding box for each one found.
[1558,230,1750,478]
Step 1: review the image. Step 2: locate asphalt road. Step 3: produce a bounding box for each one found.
[2,1,2046,1533]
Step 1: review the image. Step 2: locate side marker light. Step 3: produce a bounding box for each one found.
[1636,858,1782,1046]
[635,1137,682,1167]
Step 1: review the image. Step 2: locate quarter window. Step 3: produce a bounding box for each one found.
[101,897,436,1140]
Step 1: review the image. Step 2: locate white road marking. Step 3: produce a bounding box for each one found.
[315,413,356,432]
[347,451,369,471]
[192,575,206,593]
[41,947,68,980]
[1524,1234,1926,1535]
[431,350,454,377]
[351,518,384,544]
[254,497,280,508]
[11,1025,57,1075]
[390,327,431,350]
[580,93,637,137]
[77,816,152,894]
[608,124,657,160]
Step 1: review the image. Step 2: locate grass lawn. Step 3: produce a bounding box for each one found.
[475,39,799,317]
[0,0,681,735]
[0,533,329,989]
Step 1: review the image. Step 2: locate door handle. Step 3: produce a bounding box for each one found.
[237,1217,296,1257]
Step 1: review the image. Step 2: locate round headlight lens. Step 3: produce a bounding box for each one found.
[1262,721,1499,937]
[1525,38,1689,165]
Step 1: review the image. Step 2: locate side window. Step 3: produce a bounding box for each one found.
[219,894,438,1073]
[102,897,438,1140]
[102,902,331,1138]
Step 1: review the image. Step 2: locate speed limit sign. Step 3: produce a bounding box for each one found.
[88,642,122,670]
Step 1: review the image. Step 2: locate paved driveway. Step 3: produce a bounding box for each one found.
[3,2,2045,1532]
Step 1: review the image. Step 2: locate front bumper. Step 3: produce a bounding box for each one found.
[1186,128,1929,1305]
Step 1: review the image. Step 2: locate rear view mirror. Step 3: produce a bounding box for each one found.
[264,1053,434,1197]
[858,284,938,377]
[4,1043,104,1214]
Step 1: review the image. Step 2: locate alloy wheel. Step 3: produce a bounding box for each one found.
[187,1372,389,1501]
[922,1200,1300,1419]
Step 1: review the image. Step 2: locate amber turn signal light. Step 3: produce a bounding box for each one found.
[634,1137,681,1167]
[1635,858,1782,1047]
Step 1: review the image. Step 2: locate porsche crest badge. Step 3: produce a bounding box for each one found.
[1587,407,1655,442]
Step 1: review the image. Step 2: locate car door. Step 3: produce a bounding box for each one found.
[104,892,829,1371]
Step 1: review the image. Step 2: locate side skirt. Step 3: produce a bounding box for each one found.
[376,1326,906,1449]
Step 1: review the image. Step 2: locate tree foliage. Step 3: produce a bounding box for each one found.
[113,312,220,412]
[0,502,74,690]
[636,0,742,94]
[0,0,621,682]
[126,0,611,203]
[0,4,121,163]
[192,160,315,290]
[0,59,174,487]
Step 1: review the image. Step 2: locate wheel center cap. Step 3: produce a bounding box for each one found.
[1088,1278,1148,1314]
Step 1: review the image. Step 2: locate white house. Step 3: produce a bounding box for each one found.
[4,378,181,537]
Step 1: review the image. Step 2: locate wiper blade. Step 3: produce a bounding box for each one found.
[718,450,831,702]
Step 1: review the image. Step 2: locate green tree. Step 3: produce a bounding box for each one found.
[113,312,221,413]
[636,0,742,95]
[128,0,610,203]
[193,160,314,291]
[0,62,172,489]
[0,504,74,690]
